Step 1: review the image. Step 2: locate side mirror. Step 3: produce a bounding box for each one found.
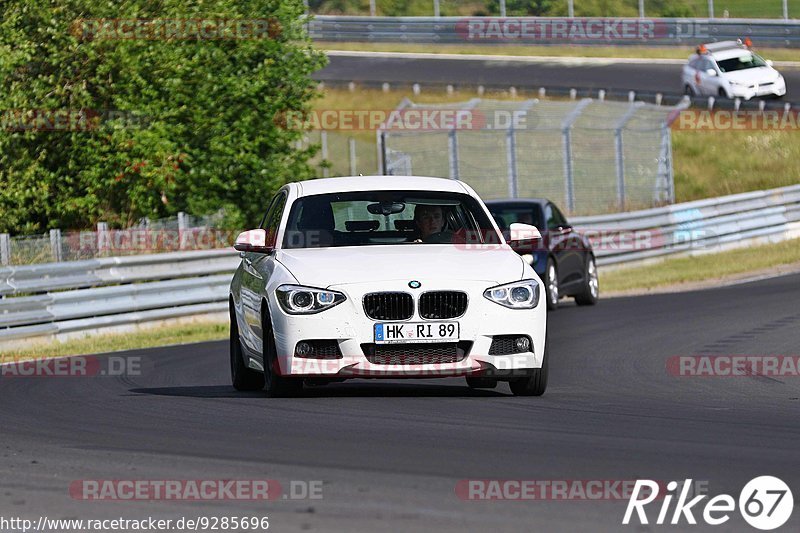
[507,223,542,249]
[234,229,274,254]
[706,69,717,77]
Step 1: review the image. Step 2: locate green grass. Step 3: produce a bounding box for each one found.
[0,321,228,362]
[685,0,800,18]
[672,129,800,202]
[601,237,800,292]
[318,42,800,63]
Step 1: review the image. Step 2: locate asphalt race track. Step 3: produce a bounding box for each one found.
[316,54,800,102]
[2,273,799,531]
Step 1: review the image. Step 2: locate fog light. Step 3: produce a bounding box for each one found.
[515,336,531,352]
[295,342,312,356]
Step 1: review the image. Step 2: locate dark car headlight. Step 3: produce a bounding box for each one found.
[484,280,540,309]
[276,285,346,314]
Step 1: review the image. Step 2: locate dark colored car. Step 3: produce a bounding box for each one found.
[485,199,598,310]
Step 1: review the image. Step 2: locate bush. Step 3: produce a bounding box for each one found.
[0,0,326,233]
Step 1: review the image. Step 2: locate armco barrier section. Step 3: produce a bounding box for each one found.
[1,184,799,343]
[572,184,800,266]
[310,16,800,48]
[0,250,238,343]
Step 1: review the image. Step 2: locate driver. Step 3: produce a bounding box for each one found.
[413,204,444,241]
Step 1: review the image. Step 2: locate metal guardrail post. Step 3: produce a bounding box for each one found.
[448,129,460,181]
[568,0,574,18]
[433,0,440,17]
[49,229,63,262]
[784,0,789,20]
[0,234,10,266]
[500,0,506,18]
[708,0,715,19]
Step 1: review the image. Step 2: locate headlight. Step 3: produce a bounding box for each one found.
[483,279,540,309]
[276,285,346,314]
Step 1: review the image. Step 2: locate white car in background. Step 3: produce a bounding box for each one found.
[229,176,548,397]
[681,40,786,100]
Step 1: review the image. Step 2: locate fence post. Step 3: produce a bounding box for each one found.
[560,99,591,213]
[178,211,188,250]
[349,137,357,176]
[0,233,10,266]
[505,127,518,198]
[377,130,386,175]
[448,129,460,181]
[638,0,644,18]
[49,229,63,262]
[708,0,714,19]
[499,0,506,17]
[433,0,440,17]
[567,0,574,18]
[321,130,330,178]
[97,222,109,255]
[613,103,641,211]
[783,0,789,20]
[369,0,376,16]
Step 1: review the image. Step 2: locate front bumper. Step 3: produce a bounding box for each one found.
[269,279,546,379]
[729,79,786,99]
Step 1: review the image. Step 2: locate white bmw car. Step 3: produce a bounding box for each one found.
[229,176,548,397]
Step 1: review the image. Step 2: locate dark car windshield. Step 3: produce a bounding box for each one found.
[716,53,767,73]
[282,190,500,249]
[487,204,544,231]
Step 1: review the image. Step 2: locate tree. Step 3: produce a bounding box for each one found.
[0,0,326,233]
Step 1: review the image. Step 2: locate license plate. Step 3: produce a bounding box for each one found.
[374,322,459,344]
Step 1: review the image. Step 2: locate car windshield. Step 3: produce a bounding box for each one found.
[716,53,767,73]
[282,190,500,249]
[487,204,544,231]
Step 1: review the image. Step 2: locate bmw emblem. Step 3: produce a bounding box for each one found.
[408,280,421,289]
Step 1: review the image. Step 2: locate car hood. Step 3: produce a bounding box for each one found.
[275,245,525,287]
[722,67,780,85]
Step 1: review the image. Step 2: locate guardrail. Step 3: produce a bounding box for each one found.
[572,184,800,266]
[310,16,800,48]
[1,184,799,345]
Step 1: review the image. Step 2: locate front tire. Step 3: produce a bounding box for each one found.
[574,254,599,306]
[509,335,549,396]
[545,257,559,311]
[230,310,265,391]
[262,309,304,398]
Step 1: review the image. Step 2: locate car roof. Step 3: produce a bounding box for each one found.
[292,176,469,197]
[713,49,756,62]
[485,198,549,206]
